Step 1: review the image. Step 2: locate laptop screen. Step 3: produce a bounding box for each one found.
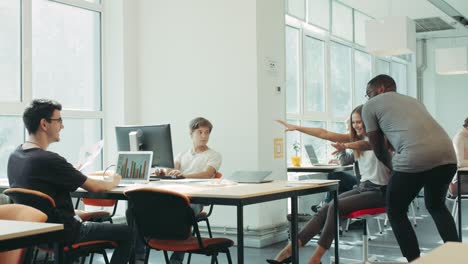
[304,144,319,164]
[116,151,153,182]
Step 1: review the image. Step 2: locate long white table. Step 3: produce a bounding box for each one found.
[0,220,64,264]
[72,180,340,264]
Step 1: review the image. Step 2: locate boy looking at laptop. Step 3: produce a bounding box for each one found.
[8,99,131,264]
[157,117,222,179]
[153,117,222,264]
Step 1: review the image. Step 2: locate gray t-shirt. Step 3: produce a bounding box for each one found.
[362,92,456,173]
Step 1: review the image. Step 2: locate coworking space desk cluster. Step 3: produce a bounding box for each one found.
[0,170,340,264]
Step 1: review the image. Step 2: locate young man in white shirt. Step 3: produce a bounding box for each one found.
[163,117,222,179]
[155,117,222,264]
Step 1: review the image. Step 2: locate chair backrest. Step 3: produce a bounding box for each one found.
[214,172,222,179]
[0,204,48,264]
[82,198,117,207]
[124,187,194,240]
[3,188,62,224]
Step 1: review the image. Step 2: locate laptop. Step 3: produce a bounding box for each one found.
[304,144,319,164]
[229,171,273,183]
[116,151,153,185]
[304,144,335,166]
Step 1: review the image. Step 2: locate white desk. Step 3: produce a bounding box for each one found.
[287,164,353,173]
[1,180,340,264]
[411,242,468,263]
[72,180,340,264]
[0,220,64,264]
[0,220,62,241]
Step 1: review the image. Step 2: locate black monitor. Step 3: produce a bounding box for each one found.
[115,124,174,168]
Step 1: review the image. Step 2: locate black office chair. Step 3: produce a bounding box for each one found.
[124,187,234,264]
[4,188,117,264]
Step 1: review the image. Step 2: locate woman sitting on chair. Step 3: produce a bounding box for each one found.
[268,105,391,264]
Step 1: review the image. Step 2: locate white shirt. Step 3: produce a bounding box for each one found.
[175,148,222,175]
[453,128,468,168]
[358,148,391,186]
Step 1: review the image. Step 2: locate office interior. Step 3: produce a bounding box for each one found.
[1,0,468,263]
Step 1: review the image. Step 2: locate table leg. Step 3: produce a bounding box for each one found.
[334,189,340,264]
[291,196,299,264]
[237,205,244,264]
[458,170,462,242]
[54,242,63,264]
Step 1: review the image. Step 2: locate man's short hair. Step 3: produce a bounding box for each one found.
[464,117,468,128]
[189,117,213,132]
[367,74,397,92]
[23,99,62,134]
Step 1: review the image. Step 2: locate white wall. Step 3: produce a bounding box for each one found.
[421,37,468,138]
[102,0,140,166]
[133,0,288,246]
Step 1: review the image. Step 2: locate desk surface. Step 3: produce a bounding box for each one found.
[287,165,353,173]
[0,179,338,206]
[459,167,468,172]
[411,242,468,263]
[73,180,338,205]
[0,220,63,241]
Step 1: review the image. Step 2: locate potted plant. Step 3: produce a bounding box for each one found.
[291,141,301,167]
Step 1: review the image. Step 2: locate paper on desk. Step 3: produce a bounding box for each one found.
[76,140,104,172]
[287,179,339,186]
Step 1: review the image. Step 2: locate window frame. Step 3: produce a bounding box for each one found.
[284,1,410,163]
[0,0,104,175]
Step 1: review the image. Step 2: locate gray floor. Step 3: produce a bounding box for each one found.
[83,197,467,264]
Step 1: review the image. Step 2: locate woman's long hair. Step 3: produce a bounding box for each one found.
[349,105,365,159]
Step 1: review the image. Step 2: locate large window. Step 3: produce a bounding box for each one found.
[0,0,21,102]
[285,0,410,164]
[330,42,352,118]
[303,36,325,113]
[0,0,103,178]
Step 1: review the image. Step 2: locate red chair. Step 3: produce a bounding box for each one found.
[124,187,234,264]
[75,198,118,223]
[0,204,48,264]
[3,188,117,264]
[337,207,387,264]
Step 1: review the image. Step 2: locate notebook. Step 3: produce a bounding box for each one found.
[229,171,273,183]
[115,151,153,184]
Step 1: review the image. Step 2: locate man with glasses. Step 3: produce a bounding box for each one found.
[7,99,131,264]
[361,74,458,262]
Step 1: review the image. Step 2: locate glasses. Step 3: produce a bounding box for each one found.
[47,117,63,124]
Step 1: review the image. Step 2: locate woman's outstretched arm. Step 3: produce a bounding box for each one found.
[276,120,350,143]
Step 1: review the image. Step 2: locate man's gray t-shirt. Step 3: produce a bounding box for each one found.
[362,92,456,173]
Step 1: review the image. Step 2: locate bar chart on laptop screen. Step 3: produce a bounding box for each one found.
[117,154,149,179]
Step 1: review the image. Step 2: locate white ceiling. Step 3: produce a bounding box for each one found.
[340,0,468,38]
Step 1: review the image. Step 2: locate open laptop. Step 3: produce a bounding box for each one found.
[304,144,335,166]
[116,151,153,185]
[229,171,273,183]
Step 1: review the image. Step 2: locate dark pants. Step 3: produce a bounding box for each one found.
[76,222,132,264]
[386,164,459,262]
[325,171,358,202]
[298,182,386,249]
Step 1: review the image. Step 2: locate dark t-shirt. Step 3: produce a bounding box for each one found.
[7,145,87,243]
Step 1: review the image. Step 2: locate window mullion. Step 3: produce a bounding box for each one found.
[22,0,32,104]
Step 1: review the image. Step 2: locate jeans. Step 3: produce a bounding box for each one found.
[298,181,386,249]
[325,171,358,202]
[76,222,132,264]
[386,164,458,262]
